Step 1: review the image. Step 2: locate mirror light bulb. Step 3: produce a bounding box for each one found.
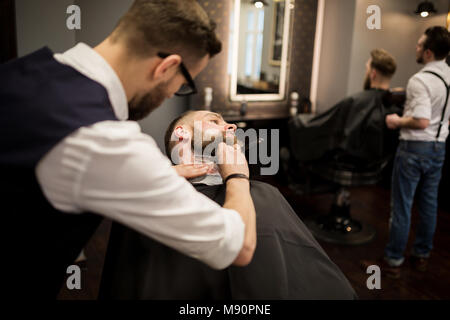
[420,11,429,17]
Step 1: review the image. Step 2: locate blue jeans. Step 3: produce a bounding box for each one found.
[385,140,446,266]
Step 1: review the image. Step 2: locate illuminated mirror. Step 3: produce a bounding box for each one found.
[229,0,292,102]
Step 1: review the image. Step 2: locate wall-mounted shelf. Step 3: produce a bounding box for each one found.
[221,110,290,122]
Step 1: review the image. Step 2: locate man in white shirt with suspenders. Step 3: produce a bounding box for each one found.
[375,26,450,278]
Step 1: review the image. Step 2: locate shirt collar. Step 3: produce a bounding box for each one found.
[53,43,129,121]
[422,59,447,72]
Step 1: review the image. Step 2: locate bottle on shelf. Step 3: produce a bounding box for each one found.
[204,87,213,110]
[289,91,299,117]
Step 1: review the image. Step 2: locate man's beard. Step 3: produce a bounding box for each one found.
[128,82,167,121]
[416,52,425,64]
[191,129,238,158]
[363,73,371,90]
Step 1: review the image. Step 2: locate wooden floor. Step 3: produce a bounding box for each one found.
[280,183,450,300]
[58,180,450,300]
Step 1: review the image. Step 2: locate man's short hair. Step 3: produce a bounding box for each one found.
[424,26,450,60]
[370,49,397,78]
[112,0,222,62]
[164,111,194,158]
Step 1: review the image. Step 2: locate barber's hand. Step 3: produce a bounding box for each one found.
[386,113,401,130]
[216,142,249,180]
[173,164,211,179]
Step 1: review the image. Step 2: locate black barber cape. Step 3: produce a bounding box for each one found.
[289,89,402,169]
[99,181,357,300]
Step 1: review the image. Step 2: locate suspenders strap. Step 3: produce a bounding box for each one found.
[423,70,449,140]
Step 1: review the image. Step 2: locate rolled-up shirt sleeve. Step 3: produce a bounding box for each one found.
[405,76,432,120]
[36,121,245,269]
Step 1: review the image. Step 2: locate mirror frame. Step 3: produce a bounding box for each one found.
[230,0,292,102]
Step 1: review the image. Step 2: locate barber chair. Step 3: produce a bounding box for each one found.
[286,89,405,245]
[298,157,386,245]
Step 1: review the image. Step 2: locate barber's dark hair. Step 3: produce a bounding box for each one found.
[164,111,194,158]
[370,48,397,78]
[111,0,222,62]
[423,26,450,60]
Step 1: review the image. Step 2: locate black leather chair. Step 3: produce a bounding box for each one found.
[286,89,405,245]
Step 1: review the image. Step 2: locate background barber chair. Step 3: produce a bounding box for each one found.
[285,89,405,245]
[298,156,386,245]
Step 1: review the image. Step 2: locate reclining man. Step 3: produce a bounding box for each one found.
[289,48,402,169]
[99,111,357,300]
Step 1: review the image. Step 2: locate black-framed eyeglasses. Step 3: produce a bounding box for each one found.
[157,52,198,96]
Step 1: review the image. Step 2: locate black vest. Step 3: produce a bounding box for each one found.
[0,47,118,298]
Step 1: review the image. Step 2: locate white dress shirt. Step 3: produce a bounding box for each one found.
[400,59,450,142]
[35,43,245,270]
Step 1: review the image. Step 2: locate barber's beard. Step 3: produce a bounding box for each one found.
[128,82,167,121]
[363,73,371,90]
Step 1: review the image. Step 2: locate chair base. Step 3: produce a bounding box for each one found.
[305,213,376,245]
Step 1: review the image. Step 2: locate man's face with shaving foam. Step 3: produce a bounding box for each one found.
[184,111,238,154]
[168,111,238,165]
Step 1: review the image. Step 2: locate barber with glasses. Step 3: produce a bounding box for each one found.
[157,52,198,96]
[0,0,256,298]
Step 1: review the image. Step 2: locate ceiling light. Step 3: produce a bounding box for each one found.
[415,1,437,18]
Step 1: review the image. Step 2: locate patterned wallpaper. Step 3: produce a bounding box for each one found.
[192,0,318,119]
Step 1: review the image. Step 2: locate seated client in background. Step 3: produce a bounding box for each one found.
[290,49,402,169]
[99,110,357,300]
